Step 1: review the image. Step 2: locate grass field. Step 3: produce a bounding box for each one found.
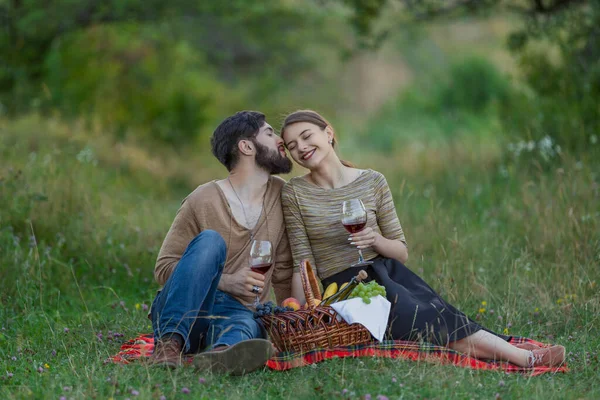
[1,114,599,399]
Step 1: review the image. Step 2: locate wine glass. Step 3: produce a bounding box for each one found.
[341,199,374,267]
[249,240,273,307]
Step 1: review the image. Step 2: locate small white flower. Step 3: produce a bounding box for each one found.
[527,141,535,151]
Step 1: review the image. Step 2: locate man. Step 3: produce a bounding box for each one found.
[149,111,294,374]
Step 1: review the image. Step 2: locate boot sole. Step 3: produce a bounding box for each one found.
[193,339,274,376]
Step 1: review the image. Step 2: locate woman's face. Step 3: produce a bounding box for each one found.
[283,122,333,169]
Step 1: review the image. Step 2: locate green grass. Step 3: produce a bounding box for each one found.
[1,115,599,399]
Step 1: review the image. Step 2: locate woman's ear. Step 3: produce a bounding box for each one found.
[325,126,334,143]
[238,139,254,156]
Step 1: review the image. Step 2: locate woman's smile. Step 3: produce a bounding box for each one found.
[300,148,316,161]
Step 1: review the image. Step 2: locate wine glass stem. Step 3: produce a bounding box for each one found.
[358,249,366,264]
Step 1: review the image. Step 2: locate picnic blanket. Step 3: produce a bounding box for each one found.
[108,334,567,375]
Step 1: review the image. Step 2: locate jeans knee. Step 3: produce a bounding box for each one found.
[186,230,227,268]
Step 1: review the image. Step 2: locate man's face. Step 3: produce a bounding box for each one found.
[252,122,292,174]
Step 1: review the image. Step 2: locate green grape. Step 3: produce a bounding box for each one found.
[345,281,387,303]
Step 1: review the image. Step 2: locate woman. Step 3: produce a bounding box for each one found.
[280,110,565,368]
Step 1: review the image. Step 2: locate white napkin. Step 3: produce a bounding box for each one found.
[330,295,391,342]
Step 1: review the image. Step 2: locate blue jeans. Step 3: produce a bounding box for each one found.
[150,230,265,354]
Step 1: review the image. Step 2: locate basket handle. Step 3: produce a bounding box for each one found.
[299,259,322,309]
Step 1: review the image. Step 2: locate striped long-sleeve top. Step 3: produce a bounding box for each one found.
[281,169,406,280]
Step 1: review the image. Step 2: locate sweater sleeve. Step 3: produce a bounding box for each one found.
[154,197,202,285]
[270,228,294,303]
[281,182,316,272]
[373,172,407,245]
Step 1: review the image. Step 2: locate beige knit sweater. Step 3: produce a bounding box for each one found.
[155,176,293,305]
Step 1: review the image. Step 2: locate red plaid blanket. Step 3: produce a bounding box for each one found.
[108,334,567,375]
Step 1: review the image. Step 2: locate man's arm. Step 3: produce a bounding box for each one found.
[155,198,202,285]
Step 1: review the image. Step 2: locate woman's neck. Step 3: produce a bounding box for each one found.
[308,156,352,189]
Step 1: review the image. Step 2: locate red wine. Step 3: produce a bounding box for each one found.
[251,263,272,275]
[343,222,366,234]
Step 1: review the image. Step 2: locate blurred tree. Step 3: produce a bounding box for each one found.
[337,0,589,48]
[1,0,182,113]
[0,0,337,142]
[502,1,600,151]
[341,0,597,151]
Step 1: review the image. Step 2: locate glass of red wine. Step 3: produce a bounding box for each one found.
[341,199,374,267]
[249,239,273,307]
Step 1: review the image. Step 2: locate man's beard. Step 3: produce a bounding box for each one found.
[253,140,293,174]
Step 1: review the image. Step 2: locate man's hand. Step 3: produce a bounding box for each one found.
[349,227,381,249]
[218,268,266,304]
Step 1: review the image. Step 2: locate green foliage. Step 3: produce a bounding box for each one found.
[0,0,341,144]
[44,25,226,144]
[501,2,600,151]
[359,57,511,153]
[434,57,511,114]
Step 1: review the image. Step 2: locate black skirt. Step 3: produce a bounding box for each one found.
[321,257,509,346]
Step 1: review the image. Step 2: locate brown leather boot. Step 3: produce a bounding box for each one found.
[528,345,566,368]
[148,337,183,368]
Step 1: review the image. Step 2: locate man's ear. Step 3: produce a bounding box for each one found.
[237,139,254,156]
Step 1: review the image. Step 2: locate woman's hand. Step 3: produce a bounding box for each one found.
[350,227,381,249]
[350,228,408,264]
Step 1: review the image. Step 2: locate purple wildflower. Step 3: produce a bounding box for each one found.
[342,388,349,395]
[364,395,371,400]
[181,387,190,394]
[377,395,389,400]
[498,380,505,387]
[199,377,206,384]
[11,356,16,361]
[141,304,149,311]
[63,386,72,392]
[392,377,397,383]
[64,327,70,333]
[7,372,13,378]
[131,389,139,396]
[37,367,44,373]
[51,350,57,356]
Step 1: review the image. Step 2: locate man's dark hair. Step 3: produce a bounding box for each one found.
[211,111,266,171]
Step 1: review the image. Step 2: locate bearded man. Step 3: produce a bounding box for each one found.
[148,111,293,374]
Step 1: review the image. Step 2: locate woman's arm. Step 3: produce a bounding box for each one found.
[281,183,317,305]
[350,227,408,263]
[349,171,408,264]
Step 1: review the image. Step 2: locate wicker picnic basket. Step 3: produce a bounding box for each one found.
[260,259,373,352]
